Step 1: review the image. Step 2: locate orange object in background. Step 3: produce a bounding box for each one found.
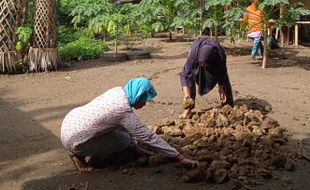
[243,1,263,32]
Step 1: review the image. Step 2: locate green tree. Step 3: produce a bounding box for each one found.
[203,0,227,41]
[138,0,199,41]
[173,1,200,42]
[258,0,310,68]
[70,1,142,53]
[223,0,251,46]
[69,0,112,28]
[203,0,251,41]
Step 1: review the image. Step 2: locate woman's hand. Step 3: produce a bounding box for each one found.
[177,154,200,168]
[218,85,227,104]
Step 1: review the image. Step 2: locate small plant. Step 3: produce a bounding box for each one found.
[15,26,32,69]
[57,26,84,46]
[15,26,32,52]
[58,36,107,61]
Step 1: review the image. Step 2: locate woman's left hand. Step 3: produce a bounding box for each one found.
[177,154,200,168]
[218,86,227,103]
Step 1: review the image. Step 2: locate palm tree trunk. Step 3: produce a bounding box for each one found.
[28,0,61,72]
[0,0,22,74]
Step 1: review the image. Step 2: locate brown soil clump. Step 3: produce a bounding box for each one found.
[182,97,195,110]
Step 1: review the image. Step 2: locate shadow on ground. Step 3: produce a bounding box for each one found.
[225,46,252,56]
[59,45,164,72]
[0,89,61,163]
[21,131,310,190]
[249,48,310,71]
[234,97,272,114]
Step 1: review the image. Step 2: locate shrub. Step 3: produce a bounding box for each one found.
[59,36,107,61]
[57,26,84,46]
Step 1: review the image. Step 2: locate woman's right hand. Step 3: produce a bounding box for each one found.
[183,96,190,101]
[177,154,200,168]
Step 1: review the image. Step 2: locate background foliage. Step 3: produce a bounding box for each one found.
[13,0,310,65]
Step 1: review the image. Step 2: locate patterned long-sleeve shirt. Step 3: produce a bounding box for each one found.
[61,87,179,157]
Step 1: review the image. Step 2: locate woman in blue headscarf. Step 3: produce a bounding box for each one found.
[61,77,198,173]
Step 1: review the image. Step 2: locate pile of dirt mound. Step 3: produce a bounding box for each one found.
[148,105,297,186]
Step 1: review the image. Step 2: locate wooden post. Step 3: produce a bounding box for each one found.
[275,28,279,40]
[295,24,298,48]
[280,3,284,47]
[287,26,290,45]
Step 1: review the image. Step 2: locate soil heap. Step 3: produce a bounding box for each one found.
[148,105,297,186]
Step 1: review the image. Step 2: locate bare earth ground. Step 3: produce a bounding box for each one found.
[0,37,310,190]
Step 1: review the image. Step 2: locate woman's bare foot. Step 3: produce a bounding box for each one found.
[178,109,191,119]
[70,154,93,173]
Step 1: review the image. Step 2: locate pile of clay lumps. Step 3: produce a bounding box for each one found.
[148,105,297,186]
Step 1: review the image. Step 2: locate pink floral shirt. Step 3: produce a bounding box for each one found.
[61,87,179,157]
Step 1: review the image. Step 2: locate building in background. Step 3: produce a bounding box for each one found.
[291,0,310,44]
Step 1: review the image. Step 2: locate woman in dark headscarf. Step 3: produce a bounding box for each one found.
[179,34,233,118]
[61,77,199,172]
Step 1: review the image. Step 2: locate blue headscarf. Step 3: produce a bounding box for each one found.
[124,77,157,107]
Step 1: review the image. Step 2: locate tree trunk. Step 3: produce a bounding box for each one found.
[22,0,28,24]
[262,21,268,68]
[29,0,61,72]
[17,0,28,25]
[214,25,219,41]
[169,31,172,41]
[279,3,285,47]
[115,26,119,53]
[0,0,22,74]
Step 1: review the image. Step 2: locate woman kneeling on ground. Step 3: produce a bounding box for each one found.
[61,77,198,173]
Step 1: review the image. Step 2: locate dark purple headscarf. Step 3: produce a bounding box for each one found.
[197,45,217,66]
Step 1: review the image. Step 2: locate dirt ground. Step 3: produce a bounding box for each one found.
[1,37,310,190]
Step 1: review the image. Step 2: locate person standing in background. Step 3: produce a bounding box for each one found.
[243,0,263,60]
